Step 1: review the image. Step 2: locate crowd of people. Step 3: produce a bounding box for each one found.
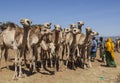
[90,37,117,67]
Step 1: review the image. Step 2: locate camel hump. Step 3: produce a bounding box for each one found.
[6,22,16,28]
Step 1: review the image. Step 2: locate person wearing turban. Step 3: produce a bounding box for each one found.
[105,37,116,67]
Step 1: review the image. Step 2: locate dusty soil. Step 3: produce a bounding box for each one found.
[0,49,120,83]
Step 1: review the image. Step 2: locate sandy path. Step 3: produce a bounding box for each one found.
[0,50,120,83]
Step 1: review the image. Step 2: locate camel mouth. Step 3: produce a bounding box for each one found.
[20,21,25,25]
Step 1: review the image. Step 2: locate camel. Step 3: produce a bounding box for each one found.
[77,27,93,68]
[85,30,99,68]
[115,38,120,52]
[62,28,73,69]
[50,24,64,71]
[63,23,84,69]
[65,26,94,69]
[26,24,52,72]
[0,20,29,79]
[0,23,5,70]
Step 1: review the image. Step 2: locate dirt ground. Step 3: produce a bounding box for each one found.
[0,49,120,83]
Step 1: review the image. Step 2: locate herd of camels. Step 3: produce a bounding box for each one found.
[0,18,120,80]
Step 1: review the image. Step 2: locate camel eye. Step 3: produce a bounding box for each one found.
[44,29,47,32]
[74,30,76,32]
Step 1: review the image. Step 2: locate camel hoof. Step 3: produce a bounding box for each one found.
[65,68,68,71]
[18,74,25,78]
[40,68,44,72]
[89,65,92,68]
[6,66,9,69]
[33,70,37,73]
[84,65,87,69]
[12,77,18,80]
[58,69,63,72]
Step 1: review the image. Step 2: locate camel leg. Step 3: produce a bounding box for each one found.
[13,48,18,80]
[46,52,50,68]
[29,48,33,72]
[82,48,87,69]
[18,47,24,78]
[59,46,63,71]
[72,55,76,70]
[32,45,37,72]
[87,47,92,68]
[0,47,2,71]
[4,48,9,69]
[56,56,59,71]
[76,46,80,57]
[49,52,53,68]
[32,59,36,72]
[88,56,92,68]
[65,45,69,69]
[18,57,24,78]
[40,49,44,71]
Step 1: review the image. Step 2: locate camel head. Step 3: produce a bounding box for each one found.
[91,31,99,36]
[116,38,120,41]
[64,28,71,33]
[72,28,81,34]
[70,23,76,29]
[86,27,92,35]
[20,18,32,27]
[54,24,62,32]
[40,26,52,35]
[77,21,84,26]
[43,22,52,29]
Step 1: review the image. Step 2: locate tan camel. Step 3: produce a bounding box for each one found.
[77,27,93,68]
[85,30,99,68]
[27,24,52,72]
[0,19,30,79]
[50,24,64,71]
[115,38,120,52]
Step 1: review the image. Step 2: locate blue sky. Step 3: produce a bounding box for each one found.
[0,0,120,36]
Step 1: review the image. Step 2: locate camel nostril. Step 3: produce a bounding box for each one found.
[27,21,30,24]
[44,29,47,32]
[47,24,49,26]
[74,30,76,32]
[67,29,69,31]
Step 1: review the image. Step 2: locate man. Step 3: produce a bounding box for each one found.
[91,37,98,62]
[99,37,105,62]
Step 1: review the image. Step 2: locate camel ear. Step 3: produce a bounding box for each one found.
[54,25,56,29]
[50,22,52,25]
[60,28,62,31]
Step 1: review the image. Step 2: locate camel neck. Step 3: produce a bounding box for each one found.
[84,32,91,44]
[72,34,77,44]
[78,25,82,32]
[22,26,30,44]
[55,31,59,44]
